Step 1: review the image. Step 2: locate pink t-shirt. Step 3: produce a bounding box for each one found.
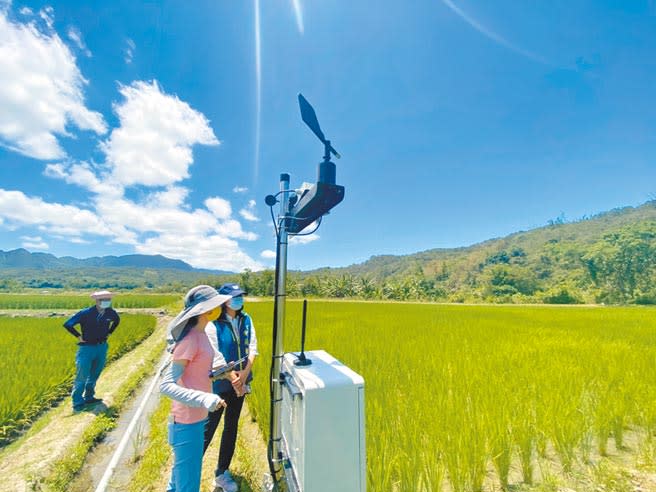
[171,328,214,424]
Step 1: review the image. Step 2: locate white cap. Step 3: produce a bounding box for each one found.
[90,290,114,300]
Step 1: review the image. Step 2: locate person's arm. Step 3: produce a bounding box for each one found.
[233,318,257,390]
[244,320,257,373]
[205,322,228,369]
[63,310,83,340]
[159,360,225,410]
[108,310,120,333]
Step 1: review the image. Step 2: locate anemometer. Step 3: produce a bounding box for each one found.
[264,96,365,492]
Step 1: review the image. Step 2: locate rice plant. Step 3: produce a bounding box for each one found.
[245,301,656,491]
[0,293,177,309]
[0,314,156,444]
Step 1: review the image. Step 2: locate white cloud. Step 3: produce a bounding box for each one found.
[21,235,49,250]
[101,80,219,187]
[205,196,231,220]
[239,209,259,222]
[0,10,106,159]
[216,219,258,241]
[289,233,320,245]
[0,188,111,237]
[147,186,189,208]
[29,74,263,271]
[67,26,91,57]
[233,186,248,193]
[44,162,121,197]
[135,233,263,272]
[19,7,32,16]
[124,38,135,64]
[69,237,91,244]
[239,199,259,222]
[260,249,276,259]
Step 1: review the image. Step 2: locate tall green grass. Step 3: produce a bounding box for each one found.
[245,301,656,491]
[0,314,156,444]
[0,294,177,309]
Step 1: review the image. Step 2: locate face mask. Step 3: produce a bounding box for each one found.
[100,300,111,309]
[206,306,221,321]
[228,296,244,311]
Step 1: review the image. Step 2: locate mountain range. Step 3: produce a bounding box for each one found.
[0,249,226,273]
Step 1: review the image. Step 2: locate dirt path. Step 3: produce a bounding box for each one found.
[67,352,169,492]
[0,316,169,491]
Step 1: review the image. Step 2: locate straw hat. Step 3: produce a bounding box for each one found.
[167,285,231,342]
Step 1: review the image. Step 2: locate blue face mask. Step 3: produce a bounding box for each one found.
[228,296,244,311]
[100,300,112,309]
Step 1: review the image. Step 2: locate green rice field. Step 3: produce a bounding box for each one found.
[0,293,177,309]
[245,301,656,491]
[0,314,156,445]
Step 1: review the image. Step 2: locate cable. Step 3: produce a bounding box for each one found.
[288,216,322,237]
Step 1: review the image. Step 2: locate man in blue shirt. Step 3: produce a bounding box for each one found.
[64,290,120,411]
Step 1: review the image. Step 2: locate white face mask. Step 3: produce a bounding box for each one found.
[99,300,112,309]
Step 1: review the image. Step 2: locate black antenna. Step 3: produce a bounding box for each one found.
[294,299,312,366]
[299,94,341,161]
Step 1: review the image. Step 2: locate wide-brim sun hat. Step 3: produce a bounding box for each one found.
[91,290,114,300]
[167,285,232,342]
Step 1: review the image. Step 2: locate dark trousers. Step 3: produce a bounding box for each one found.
[203,388,245,476]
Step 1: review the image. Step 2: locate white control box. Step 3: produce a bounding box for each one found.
[280,350,366,492]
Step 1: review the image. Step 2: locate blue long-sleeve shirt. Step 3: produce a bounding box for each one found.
[63,306,120,344]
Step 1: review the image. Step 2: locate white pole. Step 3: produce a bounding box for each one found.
[95,356,170,492]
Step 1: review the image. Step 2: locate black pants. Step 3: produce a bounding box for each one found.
[203,388,245,475]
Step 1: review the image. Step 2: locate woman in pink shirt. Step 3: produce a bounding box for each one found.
[160,285,232,492]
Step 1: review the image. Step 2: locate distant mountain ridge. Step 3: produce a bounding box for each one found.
[309,202,656,280]
[0,248,229,274]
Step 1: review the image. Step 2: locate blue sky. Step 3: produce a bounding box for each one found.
[1,0,655,272]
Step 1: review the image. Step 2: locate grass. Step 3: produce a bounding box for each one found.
[243,301,656,492]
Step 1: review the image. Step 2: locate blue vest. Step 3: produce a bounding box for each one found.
[211,311,254,394]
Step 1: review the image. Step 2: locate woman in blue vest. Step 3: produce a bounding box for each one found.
[203,283,258,492]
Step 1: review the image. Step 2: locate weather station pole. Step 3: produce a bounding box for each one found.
[269,172,291,485]
[265,94,347,491]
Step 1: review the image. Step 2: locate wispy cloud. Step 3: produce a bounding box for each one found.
[124,38,135,64]
[440,0,550,65]
[38,6,54,29]
[239,199,260,222]
[67,26,91,57]
[233,185,248,193]
[21,235,49,250]
[291,0,304,34]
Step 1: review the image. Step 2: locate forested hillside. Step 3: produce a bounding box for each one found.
[235,201,656,304]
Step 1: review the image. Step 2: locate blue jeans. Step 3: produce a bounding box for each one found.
[71,342,108,408]
[167,418,207,492]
